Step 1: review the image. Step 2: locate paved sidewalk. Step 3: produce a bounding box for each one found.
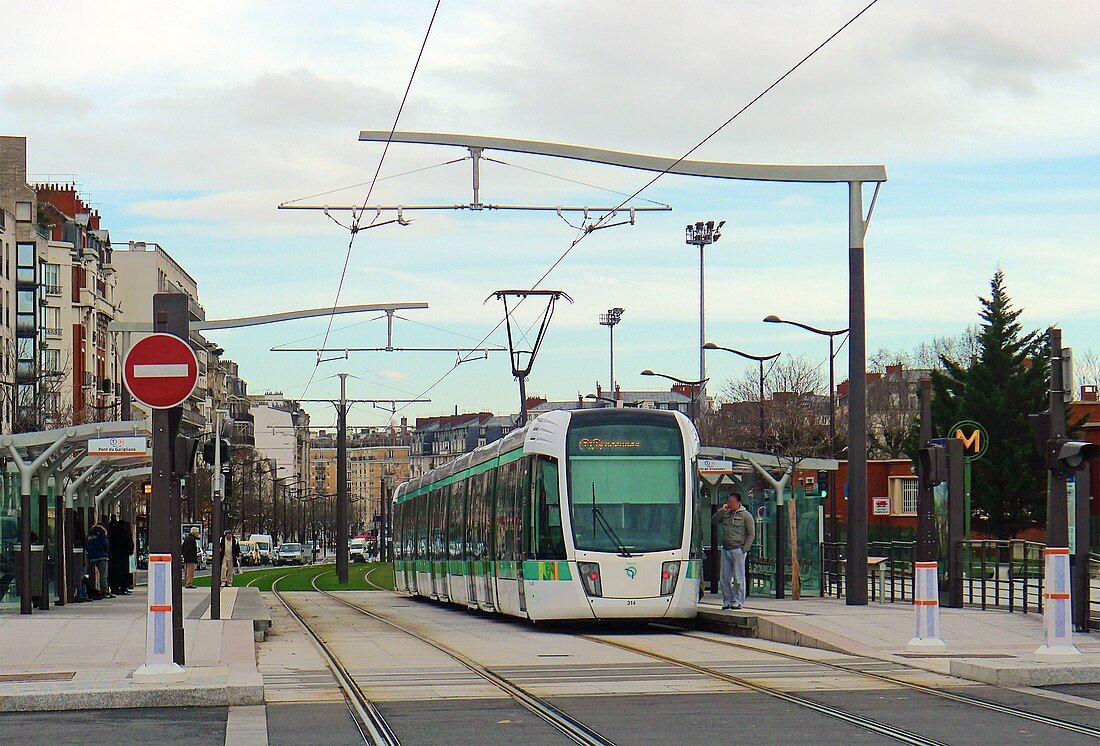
[0,587,264,712]
[698,593,1100,685]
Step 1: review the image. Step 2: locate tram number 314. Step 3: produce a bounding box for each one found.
[626,600,637,606]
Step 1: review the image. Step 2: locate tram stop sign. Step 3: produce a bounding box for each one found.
[123,333,199,409]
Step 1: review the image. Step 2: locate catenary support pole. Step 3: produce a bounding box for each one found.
[1036,328,1081,659]
[946,438,965,609]
[336,373,349,585]
[845,180,868,605]
[909,379,946,651]
[211,408,226,620]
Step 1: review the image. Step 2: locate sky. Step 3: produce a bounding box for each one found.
[1,1,1097,429]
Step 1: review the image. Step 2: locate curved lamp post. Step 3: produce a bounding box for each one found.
[702,342,780,451]
[640,369,708,424]
[763,314,848,541]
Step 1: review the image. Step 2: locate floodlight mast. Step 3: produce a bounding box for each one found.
[487,290,574,425]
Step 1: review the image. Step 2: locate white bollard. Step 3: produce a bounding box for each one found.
[133,553,186,683]
[907,561,947,653]
[1034,547,1081,661]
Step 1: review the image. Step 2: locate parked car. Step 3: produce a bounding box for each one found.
[276,542,305,566]
[239,541,261,566]
[349,537,367,563]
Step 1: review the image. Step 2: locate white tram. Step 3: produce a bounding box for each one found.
[392,408,701,621]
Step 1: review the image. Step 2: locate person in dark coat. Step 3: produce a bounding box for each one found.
[220,531,241,587]
[108,520,134,595]
[86,524,112,598]
[181,527,200,588]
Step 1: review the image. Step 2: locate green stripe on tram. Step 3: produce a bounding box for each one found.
[398,559,574,582]
[396,446,527,503]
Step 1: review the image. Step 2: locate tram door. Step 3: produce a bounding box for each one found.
[516,458,531,613]
[465,476,478,607]
[480,471,496,610]
[431,488,447,601]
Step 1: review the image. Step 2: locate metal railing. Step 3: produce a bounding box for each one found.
[820,541,915,602]
[959,539,1046,613]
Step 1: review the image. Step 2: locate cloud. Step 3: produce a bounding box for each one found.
[2,84,93,115]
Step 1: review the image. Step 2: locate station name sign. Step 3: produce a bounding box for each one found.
[578,438,641,451]
[698,458,734,475]
[88,436,148,457]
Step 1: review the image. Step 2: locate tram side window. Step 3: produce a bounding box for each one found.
[531,457,566,559]
[431,488,446,562]
[448,482,464,566]
[472,472,488,561]
[393,502,403,560]
[495,460,517,562]
[464,475,478,562]
[516,457,530,561]
[416,493,428,561]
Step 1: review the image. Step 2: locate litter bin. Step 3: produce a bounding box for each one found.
[14,544,44,598]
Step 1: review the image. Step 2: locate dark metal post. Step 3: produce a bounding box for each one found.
[152,292,188,665]
[828,335,838,542]
[336,373,349,584]
[1046,328,1069,549]
[757,359,766,449]
[1072,463,1090,631]
[37,485,48,610]
[775,491,785,599]
[915,380,937,562]
[946,437,965,608]
[845,180,869,605]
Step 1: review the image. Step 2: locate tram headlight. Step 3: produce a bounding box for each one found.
[660,561,680,596]
[578,562,602,597]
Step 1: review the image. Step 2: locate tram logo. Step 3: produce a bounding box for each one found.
[578,438,641,451]
[625,565,637,579]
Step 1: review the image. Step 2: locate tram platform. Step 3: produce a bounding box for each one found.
[696,593,1100,686]
[0,587,266,712]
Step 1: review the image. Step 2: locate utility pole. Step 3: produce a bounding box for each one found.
[336,373,349,585]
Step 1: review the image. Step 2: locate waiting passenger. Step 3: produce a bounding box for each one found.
[712,492,755,610]
[86,523,112,599]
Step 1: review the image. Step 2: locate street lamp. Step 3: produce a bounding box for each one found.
[685,220,725,405]
[763,314,848,541]
[598,307,624,399]
[702,342,780,450]
[640,369,708,424]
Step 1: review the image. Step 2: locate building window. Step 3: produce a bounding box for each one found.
[889,476,919,515]
[41,348,59,372]
[43,306,61,337]
[16,202,32,222]
[42,264,61,295]
[16,243,35,284]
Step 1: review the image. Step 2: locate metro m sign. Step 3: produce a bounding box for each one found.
[950,419,989,462]
[123,333,199,410]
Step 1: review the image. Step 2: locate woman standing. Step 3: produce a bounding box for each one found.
[220,530,240,587]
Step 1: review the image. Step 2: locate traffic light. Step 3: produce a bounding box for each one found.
[202,438,231,466]
[1050,440,1099,473]
[918,446,948,487]
[817,470,829,498]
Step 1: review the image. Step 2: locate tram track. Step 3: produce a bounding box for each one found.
[314,580,616,746]
[659,627,1100,739]
[272,575,401,746]
[580,633,948,746]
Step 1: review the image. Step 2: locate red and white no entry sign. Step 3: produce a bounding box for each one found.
[123,333,199,409]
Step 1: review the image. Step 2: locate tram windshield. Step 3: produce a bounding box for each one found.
[567,415,685,554]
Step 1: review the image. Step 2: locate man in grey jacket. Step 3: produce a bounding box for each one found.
[712,492,755,610]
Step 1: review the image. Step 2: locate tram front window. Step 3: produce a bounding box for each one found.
[568,416,685,554]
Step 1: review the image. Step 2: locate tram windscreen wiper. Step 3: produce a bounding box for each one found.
[591,483,632,557]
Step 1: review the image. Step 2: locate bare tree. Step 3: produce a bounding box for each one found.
[712,357,828,599]
[1075,348,1100,392]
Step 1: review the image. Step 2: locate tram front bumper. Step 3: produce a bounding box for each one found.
[587,589,698,620]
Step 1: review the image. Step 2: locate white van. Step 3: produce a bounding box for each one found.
[248,534,273,565]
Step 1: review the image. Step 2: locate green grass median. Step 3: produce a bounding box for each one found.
[193,562,394,591]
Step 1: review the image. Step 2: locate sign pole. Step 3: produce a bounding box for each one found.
[130,293,196,682]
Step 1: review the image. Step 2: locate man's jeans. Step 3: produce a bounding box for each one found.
[721,547,746,607]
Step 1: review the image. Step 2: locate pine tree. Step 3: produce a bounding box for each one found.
[930,270,1049,537]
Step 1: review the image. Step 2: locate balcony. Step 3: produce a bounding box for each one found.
[43,284,62,296]
[43,327,62,338]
